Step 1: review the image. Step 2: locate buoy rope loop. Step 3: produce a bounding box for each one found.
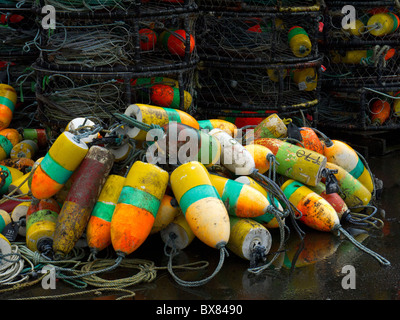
[335,225,390,266]
[167,243,228,288]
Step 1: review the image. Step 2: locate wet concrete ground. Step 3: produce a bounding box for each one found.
[1,147,400,302]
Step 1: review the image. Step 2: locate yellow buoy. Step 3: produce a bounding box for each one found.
[288,26,312,58]
[367,12,399,37]
[10,140,38,159]
[0,209,11,234]
[324,140,374,193]
[0,233,12,268]
[291,68,318,91]
[227,216,272,262]
[170,161,230,249]
[252,114,288,140]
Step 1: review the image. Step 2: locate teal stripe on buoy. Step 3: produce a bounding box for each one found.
[349,158,364,180]
[221,179,243,216]
[282,180,303,200]
[0,135,13,156]
[198,120,213,131]
[0,215,6,233]
[40,153,74,185]
[91,201,116,222]
[179,184,220,215]
[164,107,181,123]
[0,96,15,113]
[118,186,160,217]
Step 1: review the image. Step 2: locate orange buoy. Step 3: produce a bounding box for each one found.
[139,28,157,51]
[243,144,273,174]
[370,99,391,125]
[30,132,89,199]
[160,29,195,57]
[0,84,17,130]
[86,174,125,256]
[298,127,325,154]
[111,161,169,257]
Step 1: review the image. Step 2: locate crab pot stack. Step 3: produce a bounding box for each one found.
[318,0,400,131]
[0,2,39,128]
[32,1,199,137]
[194,1,322,125]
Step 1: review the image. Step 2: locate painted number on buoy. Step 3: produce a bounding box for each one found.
[341,265,356,290]
[296,150,322,165]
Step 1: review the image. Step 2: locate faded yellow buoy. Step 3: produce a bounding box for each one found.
[160,213,195,250]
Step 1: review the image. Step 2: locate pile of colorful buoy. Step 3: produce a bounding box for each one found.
[0,92,390,294]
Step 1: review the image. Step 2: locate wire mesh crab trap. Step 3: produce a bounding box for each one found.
[0,0,33,8]
[34,0,196,19]
[33,63,197,138]
[317,85,400,130]
[194,58,322,120]
[323,1,400,46]
[34,9,199,73]
[0,5,39,56]
[196,10,322,64]
[196,0,321,13]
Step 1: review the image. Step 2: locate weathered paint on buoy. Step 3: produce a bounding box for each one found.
[0,165,23,195]
[0,132,15,161]
[209,128,255,175]
[309,182,348,220]
[281,179,339,232]
[0,128,22,147]
[298,127,324,154]
[9,172,32,195]
[235,176,283,229]
[53,146,114,258]
[243,144,273,174]
[0,84,17,130]
[227,216,272,261]
[30,132,89,199]
[139,28,157,51]
[123,103,199,140]
[324,140,374,193]
[210,174,271,218]
[254,138,327,186]
[0,233,12,268]
[86,174,125,255]
[170,161,230,249]
[288,26,312,58]
[111,161,169,256]
[25,198,61,253]
[252,114,288,140]
[160,213,195,250]
[10,140,38,159]
[11,201,30,236]
[151,194,181,234]
[325,162,372,209]
[198,119,237,137]
[0,157,35,174]
[0,209,11,233]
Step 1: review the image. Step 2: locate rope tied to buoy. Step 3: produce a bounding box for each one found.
[164,233,227,287]
[334,225,390,266]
